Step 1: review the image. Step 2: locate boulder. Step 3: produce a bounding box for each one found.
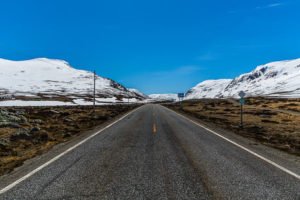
[30,127,41,134]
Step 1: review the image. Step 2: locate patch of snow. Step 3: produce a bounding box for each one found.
[72,99,92,105]
[122,98,140,103]
[149,94,179,101]
[0,100,75,107]
[95,97,119,103]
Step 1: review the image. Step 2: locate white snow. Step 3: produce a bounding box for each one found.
[149,94,179,101]
[73,98,120,105]
[128,88,149,99]
[0,58,145,106]
[122,98,140,103]
[223,58,300,98]
[186,58,300,99]
[0,100,75,107]
[0,58,117,95]
[185,79,232,99]
[0,97,140,107]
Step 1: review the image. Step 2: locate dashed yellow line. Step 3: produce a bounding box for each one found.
[153,123,157,134]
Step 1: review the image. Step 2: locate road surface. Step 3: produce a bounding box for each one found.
[0,104,299,199]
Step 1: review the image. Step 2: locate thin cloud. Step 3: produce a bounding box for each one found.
[256,2,284,9]
[268,3,283,7]
[229,2,285,13]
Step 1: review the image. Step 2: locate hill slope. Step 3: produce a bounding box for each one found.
[148,94,179,101]
[186,58,300,99]
[0,58,144,105]
[185,79,232,99]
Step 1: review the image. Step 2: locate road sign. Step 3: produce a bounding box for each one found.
[239,98,245,105]
[178,93,185,98]
[238,91,246,98]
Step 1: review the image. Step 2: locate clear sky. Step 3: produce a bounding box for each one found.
[0,0,299,94]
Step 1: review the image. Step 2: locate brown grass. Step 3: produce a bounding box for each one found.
[0,105,137,176]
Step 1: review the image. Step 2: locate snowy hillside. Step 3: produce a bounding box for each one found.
[0,58,145,106]
[186,58,300,99]
[128,88,149,99]
[149,94,179,101]
[223,59,300,98]
[185,79,232,99]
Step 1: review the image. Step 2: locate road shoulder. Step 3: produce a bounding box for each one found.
[0,106,142,191]
[162,105,300,177]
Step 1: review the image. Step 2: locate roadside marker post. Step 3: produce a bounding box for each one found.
[238,91,246,128]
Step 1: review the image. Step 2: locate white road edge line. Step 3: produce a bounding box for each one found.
[165,106,300,180]
[0,106,142,194]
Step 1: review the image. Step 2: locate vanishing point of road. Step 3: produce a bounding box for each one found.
[0,104,299,199]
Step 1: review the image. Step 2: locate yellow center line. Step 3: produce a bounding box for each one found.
[153,123,157,134]
[152,109,157,134]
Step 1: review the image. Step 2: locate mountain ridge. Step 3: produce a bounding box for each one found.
[186,58,300,99]
[0,58,145,106]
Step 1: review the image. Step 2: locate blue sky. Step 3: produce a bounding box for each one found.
[0,0,299,94]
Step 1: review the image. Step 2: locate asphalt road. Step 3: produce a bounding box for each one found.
[0,104,299,199]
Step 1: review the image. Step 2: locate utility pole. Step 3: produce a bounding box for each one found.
[93,70,96,112]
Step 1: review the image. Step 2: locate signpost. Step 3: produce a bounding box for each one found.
[178,93,185,108]
[178,93,185,99]
[178,93,185,102]
[238,91,246,128]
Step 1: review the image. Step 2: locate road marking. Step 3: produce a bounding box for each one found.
[153,123,157,134]
[0,106,142,194]
[165,107,300,180]
[152,107,157,134]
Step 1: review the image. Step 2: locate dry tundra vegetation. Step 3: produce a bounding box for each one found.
[167,97,300,156]
[0,105,137,176]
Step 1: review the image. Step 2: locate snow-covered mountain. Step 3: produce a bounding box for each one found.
[186,58,300,99]
[185,79,232,99]
[149,94,179,101]
[0,58,145,106]
[128,88,149,99]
